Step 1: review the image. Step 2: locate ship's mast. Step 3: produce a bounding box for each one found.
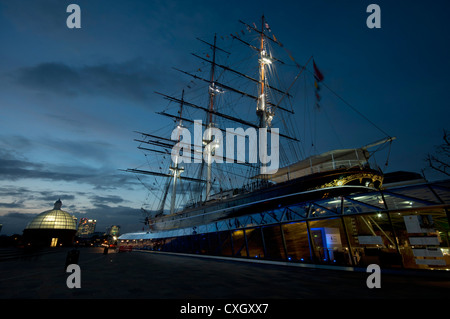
[169,90,185,214]
[124,17,307,217]
[204,34,218,201]
[256,15,273,129]
[256,15,274,174]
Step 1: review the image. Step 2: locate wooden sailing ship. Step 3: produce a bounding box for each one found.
[122,16,394,233]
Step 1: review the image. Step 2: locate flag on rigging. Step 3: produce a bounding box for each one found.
[313,59,324,110]
[315,92,322,101]
[313,59,324,82]
[314,81,320,90]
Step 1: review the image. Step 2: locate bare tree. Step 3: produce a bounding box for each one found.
[427,129,450,176]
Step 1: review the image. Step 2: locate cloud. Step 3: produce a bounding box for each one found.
[1,211,35,220]
[90,194,125,206]
[37,193,76,203]
[0,155,87,182]
[14,59,163,103]
[0,148,139,190]
[39,138,115,163]
[0,201,25,209]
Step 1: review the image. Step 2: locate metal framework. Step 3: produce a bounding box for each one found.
[120,180,450,241]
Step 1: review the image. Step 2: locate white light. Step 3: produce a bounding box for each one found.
[261,56,272,65]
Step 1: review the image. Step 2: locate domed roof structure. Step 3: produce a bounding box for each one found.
[25,199,77,230]
[23,199,77,247]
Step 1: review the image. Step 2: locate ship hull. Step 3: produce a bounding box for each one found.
[149,167,383,232]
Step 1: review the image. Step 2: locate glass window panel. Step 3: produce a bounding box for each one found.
[216,221,229,232]
[218,231,233,256]
[432,186,450,204]
[197,225,207,234]
[245,228,264,258]
[392,185,441,204]
[248,213,263,226]
[342,198,382,215]
[262,225,286,260]
[282,222,311,262]
[286,204,309,220]
[314,198,341,214]
[390,209,449,270]
[231,230,247,257]
[263,211,282,224]
[342,213,399,268]
[206,223,217,233]
[197,234,209,254]
[308,218,351,266]
[207,232,220,255]
[382,192,425,210]
[235,216,251,228]
[349,193,385,210]
[309,203,338,219]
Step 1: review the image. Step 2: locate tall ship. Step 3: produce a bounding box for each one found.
[122,16,395,235]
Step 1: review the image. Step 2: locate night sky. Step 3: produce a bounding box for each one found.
[0,0,449,235]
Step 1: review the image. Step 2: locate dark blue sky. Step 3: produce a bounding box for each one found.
[0,0,449,235]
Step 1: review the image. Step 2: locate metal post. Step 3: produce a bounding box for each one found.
[428,183,450,227]
[380,189,404,268]
[279,223,288,260]
[243,229,250,257]
[340,196,355,266]
[260,226,267,258]
[216,231,222,255]
[305,203,318,263]
[305,220,317,263]
[341,218,355,266]
[229,230,235,256]
[446,208,450,231]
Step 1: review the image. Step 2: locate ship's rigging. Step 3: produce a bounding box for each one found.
[122,16,395,228]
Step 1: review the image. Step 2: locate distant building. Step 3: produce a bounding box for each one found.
[23,199,77,247]
[76,218,97,238]
[107,225,120,237]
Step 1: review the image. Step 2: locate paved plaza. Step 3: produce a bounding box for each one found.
[1,247,449,300]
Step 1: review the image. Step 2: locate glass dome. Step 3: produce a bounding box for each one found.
[25,200,77,230]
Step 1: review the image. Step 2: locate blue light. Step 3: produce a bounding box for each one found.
[288,257,292,261]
